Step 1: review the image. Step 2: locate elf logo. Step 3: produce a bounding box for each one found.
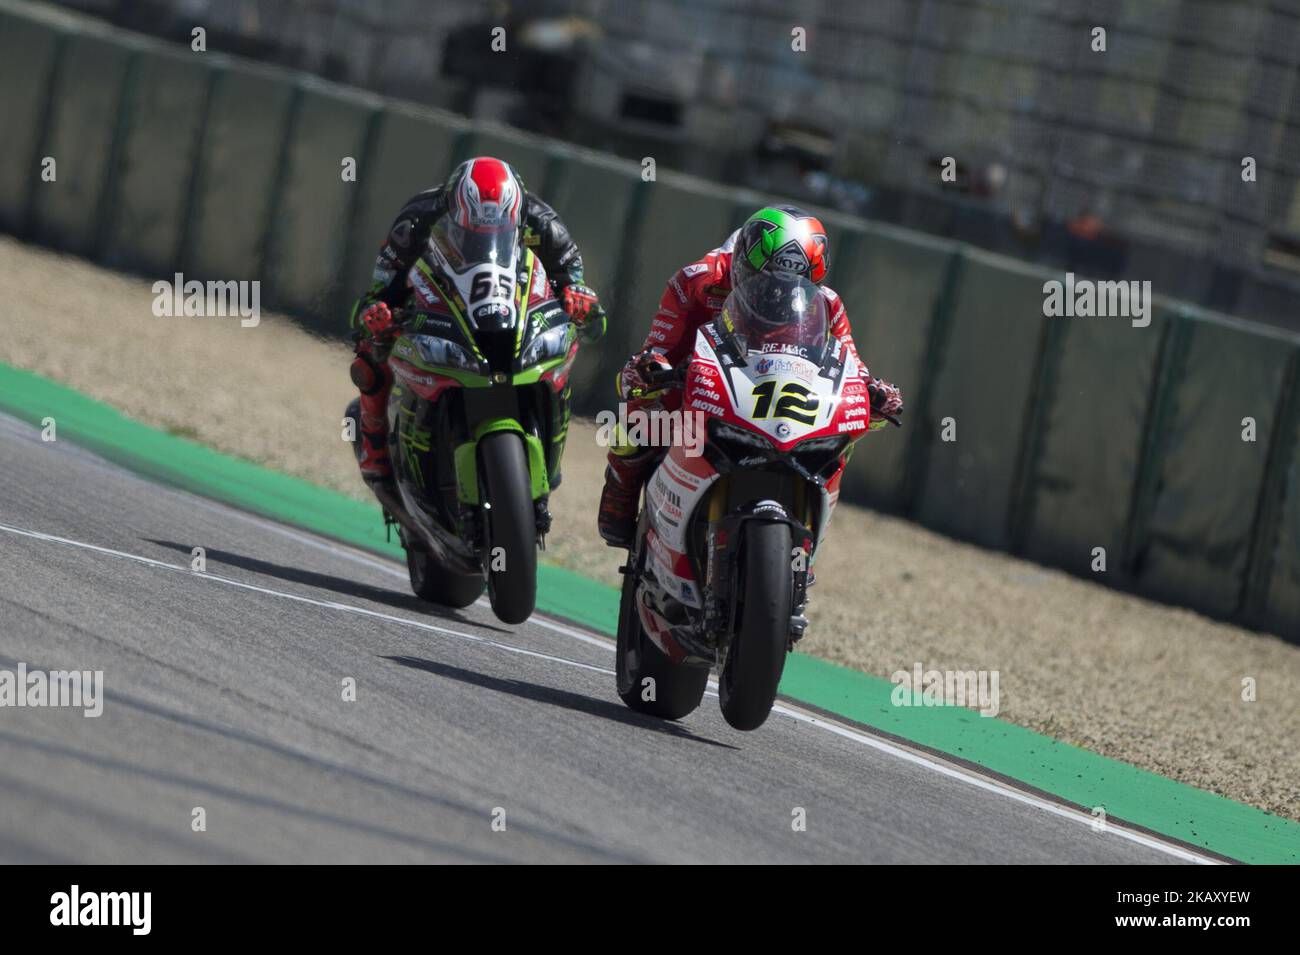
[50,885,151,935]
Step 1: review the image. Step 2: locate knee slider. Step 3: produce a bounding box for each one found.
[350,354,382,395]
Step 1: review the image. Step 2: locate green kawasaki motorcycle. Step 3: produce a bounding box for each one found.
[354,221,580,624]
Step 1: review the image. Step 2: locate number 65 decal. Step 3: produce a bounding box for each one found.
[751,380,819,425]
[470,271,512,302]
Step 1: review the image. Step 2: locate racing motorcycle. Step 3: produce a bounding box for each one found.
[351,215,578,625]
[615,272,890,730]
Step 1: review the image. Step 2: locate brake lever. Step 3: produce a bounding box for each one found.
[878,411,902,428]
[627,383,673,401]
[629,364,685,400]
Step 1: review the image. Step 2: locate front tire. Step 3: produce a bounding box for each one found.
[479,431,538,625]
[616,551,709,720]
[719,520,793,731]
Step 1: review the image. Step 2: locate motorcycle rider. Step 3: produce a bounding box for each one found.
[348,156,605,499]
[597,204,904,547]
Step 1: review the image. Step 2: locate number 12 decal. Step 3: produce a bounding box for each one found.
[751,380,819,425]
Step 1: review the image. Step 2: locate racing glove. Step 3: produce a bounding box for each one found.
[360,301,400,342]
[867,378,903,430]
[560,283,606,344]
[618,350,676,401]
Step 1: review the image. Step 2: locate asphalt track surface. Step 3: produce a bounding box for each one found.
[0,415,1210,863]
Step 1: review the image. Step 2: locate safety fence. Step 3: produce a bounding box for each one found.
[1,0,1296,642]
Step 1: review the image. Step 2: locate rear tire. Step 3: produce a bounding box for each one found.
[406,543,484,608]
[616,551,709,720]
[479,431,537,625]
[719,520,792,731]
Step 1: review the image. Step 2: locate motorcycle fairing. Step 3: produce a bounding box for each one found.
[424,228,520,334]
[707,338,865,451]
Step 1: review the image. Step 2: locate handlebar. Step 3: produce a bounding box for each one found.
[640,363,686,387]
[624,358,685,400]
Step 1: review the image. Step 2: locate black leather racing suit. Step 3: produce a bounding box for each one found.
[349,184,586,328]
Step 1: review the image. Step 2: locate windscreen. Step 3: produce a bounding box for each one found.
[722,272,830,364]
[430,214,518,274]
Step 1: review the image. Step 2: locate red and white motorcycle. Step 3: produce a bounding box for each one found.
[616,273,891,730]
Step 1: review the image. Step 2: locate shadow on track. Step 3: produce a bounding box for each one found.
[144,538,506,632]
[383,655,738,750]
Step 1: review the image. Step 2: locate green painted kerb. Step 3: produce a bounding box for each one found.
[0,361,1296,864]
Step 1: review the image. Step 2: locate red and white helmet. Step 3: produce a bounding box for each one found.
[448,156,524,234]
[431,157,526,271]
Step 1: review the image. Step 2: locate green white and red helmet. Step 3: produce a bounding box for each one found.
[730,205,829,288]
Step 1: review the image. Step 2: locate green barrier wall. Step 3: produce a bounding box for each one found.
[2,0,1298,642]
[541,144,643,289]
[182,61,297,283]
[913,249,1053,550]
[101,47,214,275]
[262,80,380,326]
[831,221,958,512]
[1132,313,1294,618]
[1261,385,1300,637]
[0,6,62,232]
[26,30,137,258]
[1018,306,1170,577]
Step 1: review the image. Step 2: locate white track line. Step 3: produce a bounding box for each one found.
[0,514,1218,864]
[0,521,610,678]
